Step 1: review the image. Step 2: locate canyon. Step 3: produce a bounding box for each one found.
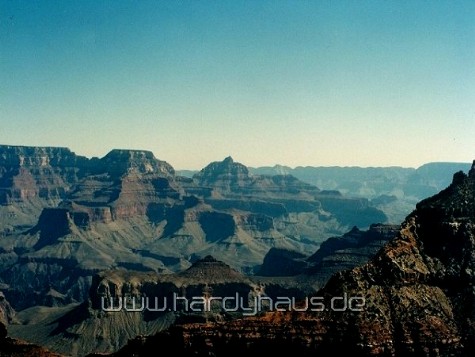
[0,144,471,356]
[102,161,475,356]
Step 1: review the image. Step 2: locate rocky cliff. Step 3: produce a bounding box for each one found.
[107,161,475,356]
[305,223,400,279]
[257,223,398,278]
[0,145,89,206]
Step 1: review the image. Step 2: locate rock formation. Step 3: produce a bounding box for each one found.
[257,247,308,276]
[305,223,400,278]
[258,224,399,278]
[0,145,89,206]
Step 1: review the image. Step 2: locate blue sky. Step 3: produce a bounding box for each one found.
[1,0,474,169]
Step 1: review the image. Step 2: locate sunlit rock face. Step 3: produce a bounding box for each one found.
[0,145,88,205]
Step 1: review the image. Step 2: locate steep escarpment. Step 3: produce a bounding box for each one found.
[0,146,92,234]
[30,208,74,249]
[109,161,475,356]
[0,148,389,314]
[0,145,89,205]
[0,147,182,310]
[64,149,180,221]
[0,291,16,326]
[192,156,255,194]
[100,149,175,178]
[0,145,179,222]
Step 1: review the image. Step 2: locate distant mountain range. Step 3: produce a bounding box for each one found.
[179,162,472,201]
[180,161,471,225]
[253,162,471,198]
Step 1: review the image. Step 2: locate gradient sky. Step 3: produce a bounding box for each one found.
[1,1,474,170]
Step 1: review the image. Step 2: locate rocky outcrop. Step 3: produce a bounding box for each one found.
[8,256,314,356]
[257,248,308,276]
[100,149,175,178]
[204,198,287,217]
[198,212,235,243]
[108,161,475,356]
[64,149,180,222]
[240,213,274,231]
[0,291,15,326]
[193,156,254,194]
[0,145,179,221]
[89,256,258,311]
[29,208,73,249]
[306,224,399,278]
[317,196,388,227]
[257,224,398,278]
[192,157,387,230]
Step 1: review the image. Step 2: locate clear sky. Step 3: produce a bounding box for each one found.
[1,0,474,170]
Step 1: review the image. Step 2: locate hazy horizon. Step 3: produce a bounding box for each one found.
[1,1,474,170]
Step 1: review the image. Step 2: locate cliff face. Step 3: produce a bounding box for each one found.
[0,291,15,326]
[189,156,387,253]
[248,163,473,225]
[0,146,178,218]
[0,146,386,234]
[60,148,180,221]
[110,162,475,356]
[89,255,258,309]
[100,149,175,178]
[0,145,89,205]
